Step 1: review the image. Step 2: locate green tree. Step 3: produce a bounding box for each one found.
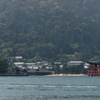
[54,65,60,74]
[0,59,8,73]
[14,67,21,74]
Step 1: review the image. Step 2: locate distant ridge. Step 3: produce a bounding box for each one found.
[0,0,100,62]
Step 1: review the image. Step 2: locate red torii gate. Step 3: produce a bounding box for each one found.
[88,62,100,76]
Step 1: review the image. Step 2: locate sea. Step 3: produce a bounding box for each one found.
[0,76,100,100]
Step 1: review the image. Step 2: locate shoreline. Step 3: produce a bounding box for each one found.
[0,73,87,76]
[45,74,87,76]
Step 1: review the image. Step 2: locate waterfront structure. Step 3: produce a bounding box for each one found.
[88,62,100,76]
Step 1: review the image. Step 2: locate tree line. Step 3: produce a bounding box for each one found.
[52,64,87,74]
[0,59,87,74]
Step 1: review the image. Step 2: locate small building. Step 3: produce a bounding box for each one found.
[59,65,63,69]
[54,62,61,65]
[88,62,100,76]
[67,61,84,66]
[26,63,38,69]
[33,66,39,70]
[15,56,23,59]
[84,63,89,68]
[46,66,52,70]
[15,56,24,62]
[26,63,35,67]
[14,62,25,68]
[41,61,49,66]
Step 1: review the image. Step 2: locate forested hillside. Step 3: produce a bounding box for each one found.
[0,0,100,62]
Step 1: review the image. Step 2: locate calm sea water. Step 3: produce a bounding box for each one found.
[0,76,100,100]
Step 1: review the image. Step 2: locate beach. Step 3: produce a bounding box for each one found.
[46,74,87,76]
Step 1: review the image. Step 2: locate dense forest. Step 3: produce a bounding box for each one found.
[0,0,100,63]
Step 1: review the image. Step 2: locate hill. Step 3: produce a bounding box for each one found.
[0,0,100,62]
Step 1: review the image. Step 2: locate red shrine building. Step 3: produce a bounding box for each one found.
[88,62,100,76]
